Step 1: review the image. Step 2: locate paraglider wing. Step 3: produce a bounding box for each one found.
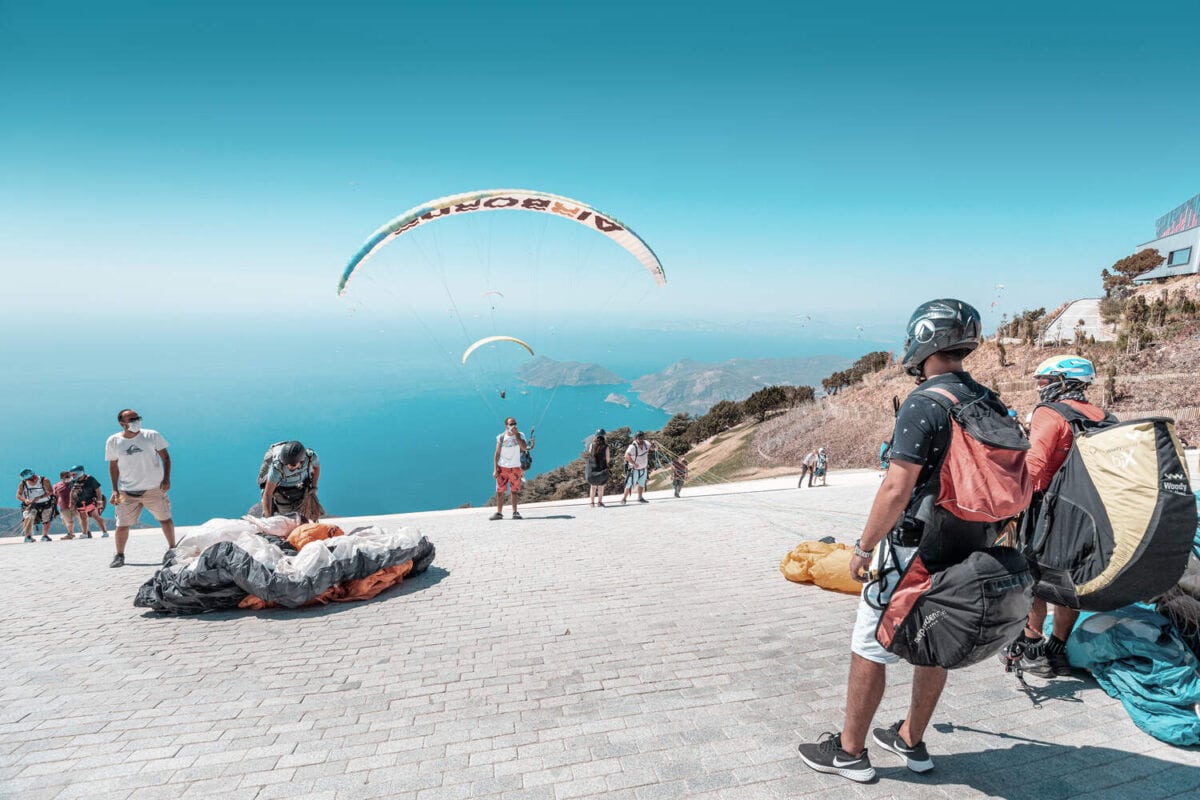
[461,335,535,365]
[337,189,667,295]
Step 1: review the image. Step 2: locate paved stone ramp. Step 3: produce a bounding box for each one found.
[1040,298,1117,344]
[3,473,1198,799]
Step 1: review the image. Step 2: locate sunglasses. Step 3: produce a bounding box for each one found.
[125,415,142,422]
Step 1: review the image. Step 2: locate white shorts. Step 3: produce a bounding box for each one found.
[850,540,918,665]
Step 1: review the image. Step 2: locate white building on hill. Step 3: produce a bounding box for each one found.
[1134,193,1200,284]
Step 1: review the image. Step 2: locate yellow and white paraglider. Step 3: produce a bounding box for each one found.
[461,336,534,365]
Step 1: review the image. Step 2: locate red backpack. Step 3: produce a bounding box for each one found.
[921,385,1032,523]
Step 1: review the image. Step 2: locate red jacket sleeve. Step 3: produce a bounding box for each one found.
[1027,406,1073,493]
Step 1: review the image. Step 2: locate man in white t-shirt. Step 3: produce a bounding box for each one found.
[492,416,532,520]
[621,431,655,505]
[104,408,175,568]
[798,448,818,488]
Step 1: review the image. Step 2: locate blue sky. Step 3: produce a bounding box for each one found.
[3,1,1199,333]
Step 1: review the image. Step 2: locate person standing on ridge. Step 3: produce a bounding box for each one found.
[622,431,654,504]
[16,469,56,542]
[70,464,108,539]
[798,448,818,488]
[492,416,531,520]
[998,355,1112,678]
[671,455,689,498]
[798,298,991,784]
[53,471,79,540]
[105,409,174,568]
[585,429,611,508]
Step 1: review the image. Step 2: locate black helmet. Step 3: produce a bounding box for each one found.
[900,298,981,377]
[280,441,306,464]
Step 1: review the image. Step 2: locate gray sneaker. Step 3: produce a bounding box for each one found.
[797,732,874,783]
[998,636,1053,677]
[109,553,125,568]
[872,720,933,773]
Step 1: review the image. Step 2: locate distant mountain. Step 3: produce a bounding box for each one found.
[631,356,849,414]
[517,356,623,388]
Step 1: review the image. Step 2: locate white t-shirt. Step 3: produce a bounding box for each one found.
[105,429,169,491]
[625,441,651,470]
[496,431,525,469]
[802,451,817,467]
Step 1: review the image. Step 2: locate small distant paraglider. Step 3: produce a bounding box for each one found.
[990,283,1006,317]
[855,325,865,339]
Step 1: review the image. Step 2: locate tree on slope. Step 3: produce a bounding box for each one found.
[1102,248,1163,296]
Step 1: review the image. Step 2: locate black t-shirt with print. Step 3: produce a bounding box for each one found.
[890,371,998,564]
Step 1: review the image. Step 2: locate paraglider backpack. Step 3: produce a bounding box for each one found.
[874,383,1035,669]
[256,442,315,489]
[520,448,533,471]
[1024,403,1196,612]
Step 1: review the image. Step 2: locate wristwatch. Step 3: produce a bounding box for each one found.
[853,539,874,559]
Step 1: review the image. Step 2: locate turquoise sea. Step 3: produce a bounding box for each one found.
[3,317,885,525]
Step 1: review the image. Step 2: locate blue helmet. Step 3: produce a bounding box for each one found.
[1033,356,1095,385]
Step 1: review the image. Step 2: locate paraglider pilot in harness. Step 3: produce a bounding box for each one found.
[260,440,323,522]
[799,298,1017,784]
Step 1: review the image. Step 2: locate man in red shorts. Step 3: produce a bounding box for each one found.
[491,417,532,520]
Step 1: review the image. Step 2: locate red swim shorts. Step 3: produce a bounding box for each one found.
[495,466,523,493]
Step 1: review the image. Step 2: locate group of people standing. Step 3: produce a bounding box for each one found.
[14,409,326,569]
[492,423,690,520]
[15,465,107,542]
[14,409,174,568]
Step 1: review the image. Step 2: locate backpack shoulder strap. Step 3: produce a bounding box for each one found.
[1035,401,1113,433]
[916,384,961,412]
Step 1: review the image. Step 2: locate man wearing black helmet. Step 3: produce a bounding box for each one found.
[800,299,997,783]
[261,440,322,521]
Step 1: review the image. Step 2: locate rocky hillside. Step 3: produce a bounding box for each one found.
[752,275,1200,473]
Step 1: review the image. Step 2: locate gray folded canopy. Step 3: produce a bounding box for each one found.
[134,516,435,615]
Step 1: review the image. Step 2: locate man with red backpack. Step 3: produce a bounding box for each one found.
[999,356,1111,678]
[799,298,1029,783]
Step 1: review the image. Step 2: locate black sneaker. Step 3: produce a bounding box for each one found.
[637,498,649,504]
[1044,636,1073,677]
[109,553,125,568]
[797,732,874,783]
[872,720,933,773]
[40,535,52,542]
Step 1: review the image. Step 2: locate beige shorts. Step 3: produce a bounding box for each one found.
[59,507,81,526]
[115,487,172,526]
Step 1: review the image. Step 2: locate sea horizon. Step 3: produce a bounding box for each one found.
[5,316,887,526]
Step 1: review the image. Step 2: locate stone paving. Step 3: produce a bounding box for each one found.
[2,471,1198,800]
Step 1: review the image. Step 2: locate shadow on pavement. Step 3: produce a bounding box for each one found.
[895,723,1200,799]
